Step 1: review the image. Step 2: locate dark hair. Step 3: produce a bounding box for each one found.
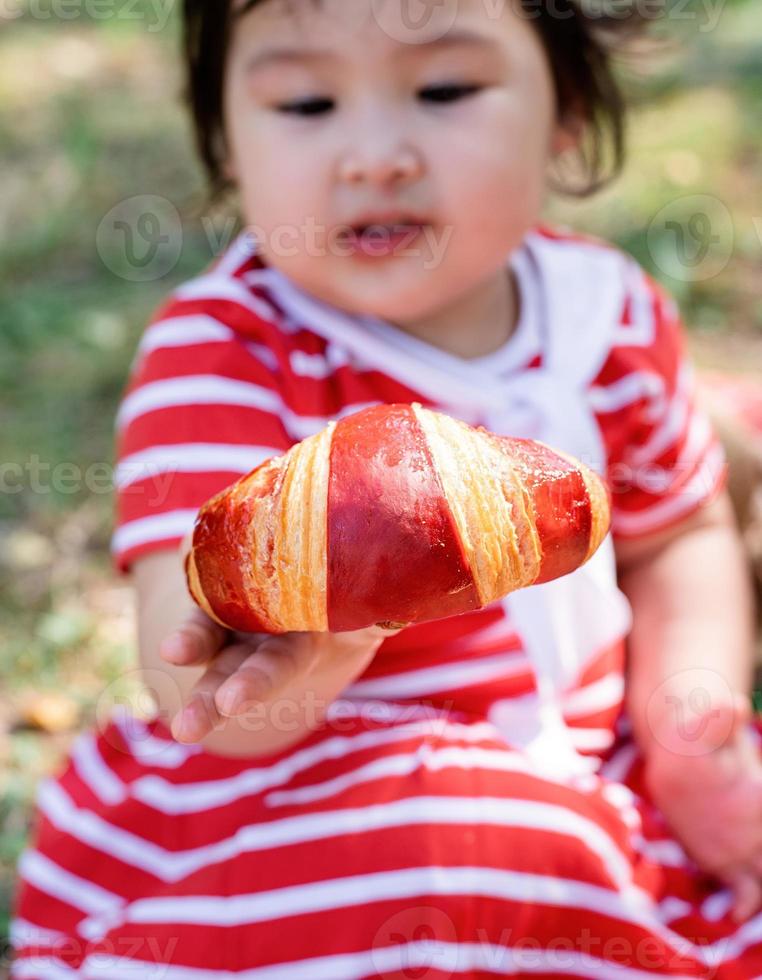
[182,0,649,206]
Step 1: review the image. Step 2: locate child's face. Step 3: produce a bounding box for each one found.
[223,0,571,324]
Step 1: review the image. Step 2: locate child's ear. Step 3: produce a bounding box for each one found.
[222,157,239,183]
[551,112,585,158]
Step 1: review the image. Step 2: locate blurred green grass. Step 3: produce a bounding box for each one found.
[2,0,762,948]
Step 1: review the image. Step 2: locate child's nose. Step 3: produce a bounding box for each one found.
[339,140,424,187]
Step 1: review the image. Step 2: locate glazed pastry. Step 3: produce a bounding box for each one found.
[186,403,610,633]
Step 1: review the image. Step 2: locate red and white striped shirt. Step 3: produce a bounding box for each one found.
[13,224,747,980]
[111,223,726,757]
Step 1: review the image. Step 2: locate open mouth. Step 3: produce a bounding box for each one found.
[342,222,427,255]
[351,222,423,235]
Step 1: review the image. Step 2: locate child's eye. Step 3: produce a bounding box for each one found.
[418,83,483,104]
[272,83,482,116]
[274,97,335,117]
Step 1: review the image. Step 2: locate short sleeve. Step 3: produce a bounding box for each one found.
[111,294,295,573]
[591,265,728,539]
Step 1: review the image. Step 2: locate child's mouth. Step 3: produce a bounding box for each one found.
[342,222,426,258]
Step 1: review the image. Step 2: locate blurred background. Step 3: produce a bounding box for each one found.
[1,0,761,952]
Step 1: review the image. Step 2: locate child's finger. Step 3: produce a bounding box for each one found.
[730,870,762,923]
[160,609,228,666]
[214,634,322,717]
[170,643,253,742]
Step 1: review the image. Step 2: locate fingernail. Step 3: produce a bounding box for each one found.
[161,633,184,662]
[172,706,195,742]
[217,686,242,716]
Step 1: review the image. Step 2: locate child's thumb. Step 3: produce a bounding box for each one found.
[730,870,762,923]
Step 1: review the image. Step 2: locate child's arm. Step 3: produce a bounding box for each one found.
[618,490,755,755]
[616,489,761,919]
[132,548,398,758]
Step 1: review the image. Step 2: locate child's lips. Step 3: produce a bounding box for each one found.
[340,222,428,257]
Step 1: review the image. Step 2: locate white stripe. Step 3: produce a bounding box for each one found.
[115,373,378,443]
[263,745,570,809]
[658,896,694,924]
[631,834,689,868]
[39,780,634,893]
[626,364,694,467]
[137,316,234,356]
[70,733,127,806]
[612,263,658,349]
[174,273,280,322]
[588,371,666,417]
[598,742,639,783]
[567,728,615,752]
[344,651,531,699]
[128,719,501,814]
[93,865,631,928]
[612,441,725,536]
[562,674,625,719]
[9,917,67,949]
[702,889,733,923]
[445,620,523,659]
[290,348,348,378]
[115,375,281,430]
[245,339,280,371]
[209,230,258,277]
[326,698,466,725]
[623,413,713,497]
[78,864,705,968]
[111,508,198,557]
[10,958,79,979]
[115,443,277,490]
[17,850,123,917]
[111,708,202,768]
[75,944,702,980]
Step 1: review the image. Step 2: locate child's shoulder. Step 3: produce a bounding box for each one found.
[528,221,675,309]
[528,221,655,288]
[149,231,295,344]
[523,223,682,373]
[134,232,339,392]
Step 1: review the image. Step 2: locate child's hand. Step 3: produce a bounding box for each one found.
[158,530,401,743]
[159,611,399,743]
[644,696,762,923]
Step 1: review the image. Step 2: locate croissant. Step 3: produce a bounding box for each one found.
[186,403,610,634]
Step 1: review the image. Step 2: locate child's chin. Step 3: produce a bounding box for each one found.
[335,276,445,324]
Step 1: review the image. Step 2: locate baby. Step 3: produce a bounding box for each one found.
[10,0,762,973]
